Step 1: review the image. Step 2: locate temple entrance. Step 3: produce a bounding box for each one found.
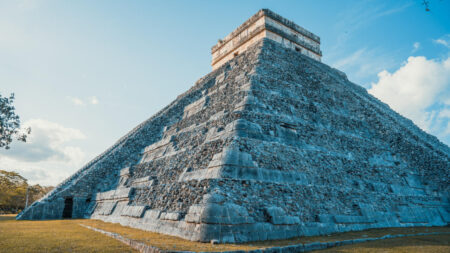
[62,197,73,218]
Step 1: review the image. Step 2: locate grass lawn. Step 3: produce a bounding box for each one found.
[320,234,450,252]
[0,215,136,253]
[1,214,449,252]
[79,219,450,252]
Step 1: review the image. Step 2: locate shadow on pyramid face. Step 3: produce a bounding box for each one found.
[17,10,450,243]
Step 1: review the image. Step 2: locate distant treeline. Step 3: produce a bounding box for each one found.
[0,170,54,214]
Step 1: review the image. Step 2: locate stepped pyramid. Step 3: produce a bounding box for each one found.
[18,9,449,243]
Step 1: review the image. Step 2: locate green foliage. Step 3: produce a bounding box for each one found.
[0,93,31,150]
[0,170,53,214]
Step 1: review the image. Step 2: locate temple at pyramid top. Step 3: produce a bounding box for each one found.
[211,9,322,70]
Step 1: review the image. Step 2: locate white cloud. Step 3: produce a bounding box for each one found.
[69,96,85,106]
[435,39,448,47]
[89,96,99,105]
[68,96,99,106]
[412,42,420,53]
[369,56,450,143]
[0,119,87,185]
[434,35,450,48]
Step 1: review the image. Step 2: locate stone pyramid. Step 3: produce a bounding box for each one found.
[18,14,449,243]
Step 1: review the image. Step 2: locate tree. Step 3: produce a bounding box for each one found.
[0,170,54,214]
[0,93,30,149]
[0,170,27,214]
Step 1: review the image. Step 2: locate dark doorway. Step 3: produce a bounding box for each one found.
[62,197,73,219]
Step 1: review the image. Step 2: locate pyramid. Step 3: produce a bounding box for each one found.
[18,10,449,243]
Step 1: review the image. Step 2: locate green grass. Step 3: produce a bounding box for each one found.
[1,214,449,252]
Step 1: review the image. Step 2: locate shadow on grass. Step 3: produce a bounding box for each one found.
[0,214,17,221]
[321,234,450,252]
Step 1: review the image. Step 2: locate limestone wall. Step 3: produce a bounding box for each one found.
[212,29,267,70]
[265,30,321,61]
[212,9,321,70]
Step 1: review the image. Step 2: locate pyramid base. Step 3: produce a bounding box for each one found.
[91,209,448,243]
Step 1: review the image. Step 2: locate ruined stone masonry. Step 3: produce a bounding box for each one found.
[17,9,449,243]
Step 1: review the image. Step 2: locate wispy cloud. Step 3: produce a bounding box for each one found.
[373,2,412,18]
[433,34,450,48]
[69,96,85,106]
[412,42,420,53]
[330,47,397,87]
[89,96,99,105]
[333,49,366,69]
[68,96,99,106]
[326,1,411,86]
[332,1,412,50]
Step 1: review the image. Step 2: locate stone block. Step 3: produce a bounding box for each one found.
[265,206,300,225]
[96,188,132,201]
[271,216,301,225]
[334,215,375,224]
[121,205,148,218]
[208,148,257,169]
[160,212,183,221]
[405,174,424,188]
[177,168,222,182]
[318,214,334,223]
[201,193,226,204]
[94,201,117,215]
[120,167,130,176]
[185,203,254,225]
[143,209,161,220]
[183,96,209,119]
[390,185,425,196]
[131,176,154,187]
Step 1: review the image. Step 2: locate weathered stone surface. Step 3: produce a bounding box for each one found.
[160,211,183,221]
[96,188,132,201]
[17,37,449,243]
[265,206,300,225]
[131,176,154,188]
[121,205,148,218]
[94,202,117,215]
[333,215,376,224]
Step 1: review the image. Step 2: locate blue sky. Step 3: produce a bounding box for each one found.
[1,0,449,185]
